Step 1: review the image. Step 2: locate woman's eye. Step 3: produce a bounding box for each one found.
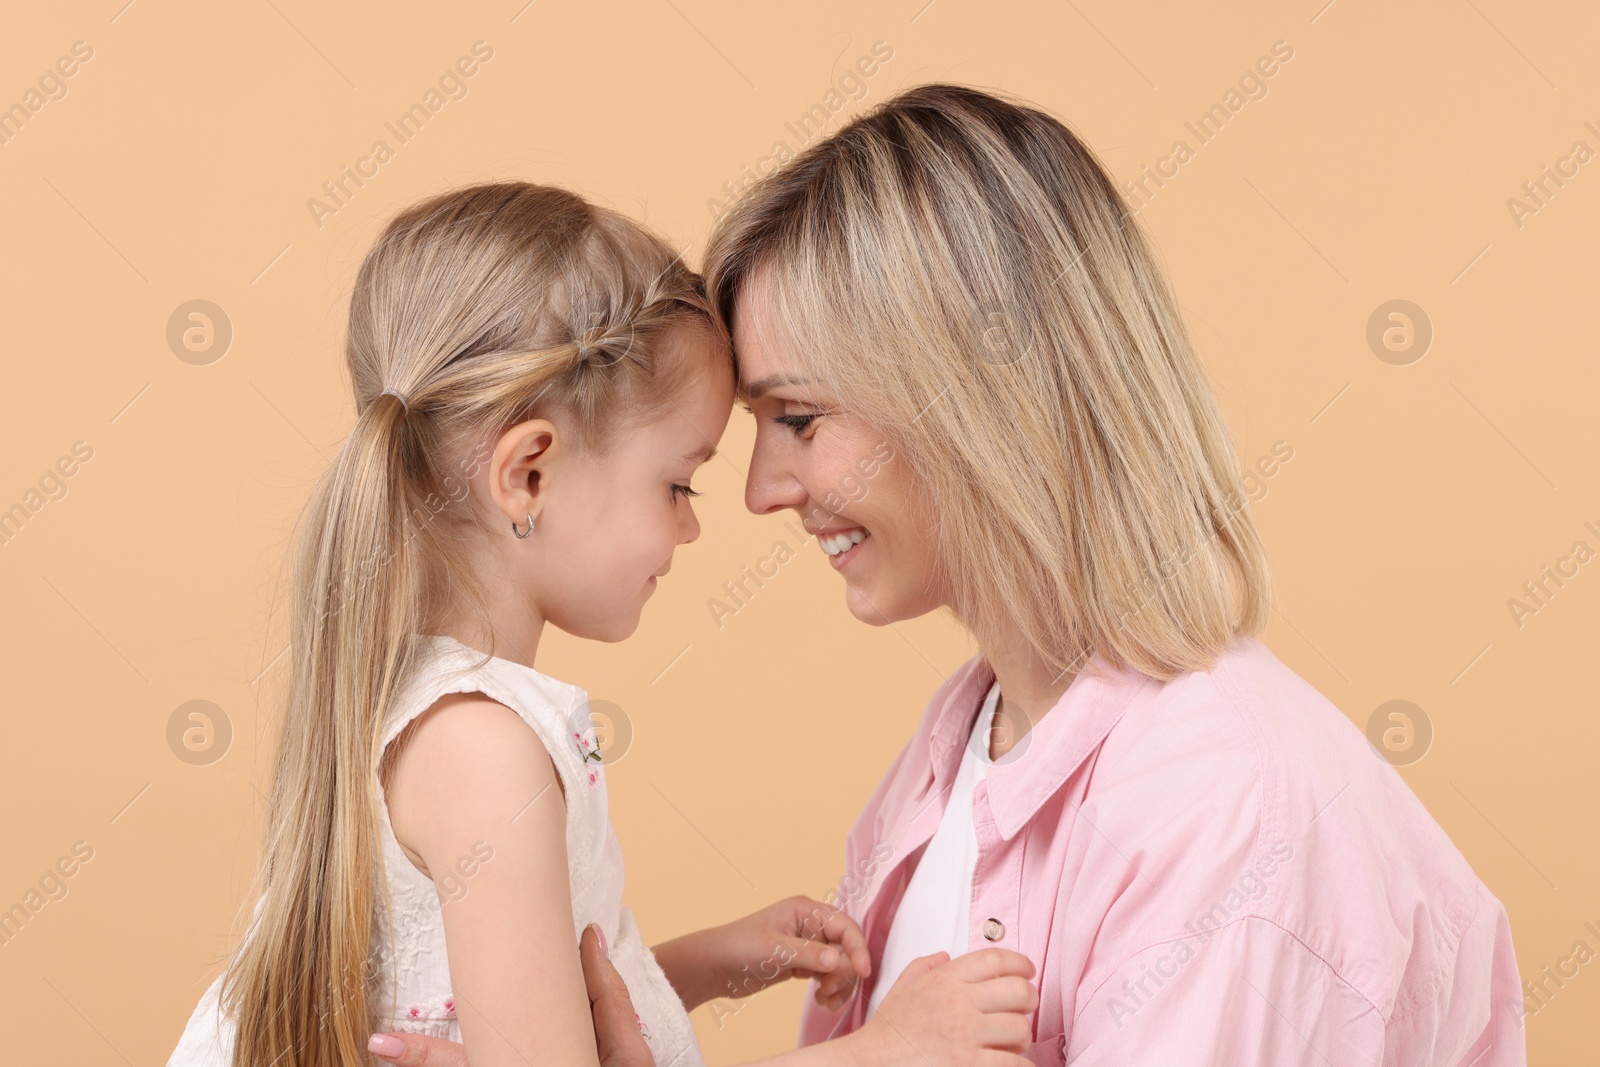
[671,483,702,501]
[775,413,819,435]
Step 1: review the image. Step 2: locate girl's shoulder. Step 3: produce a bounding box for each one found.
[377,634,615,889]
[383,635,615,818]
[386,634,594,761]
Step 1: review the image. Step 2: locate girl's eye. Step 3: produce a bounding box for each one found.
[775,413,819,436]
[671,483,702,501]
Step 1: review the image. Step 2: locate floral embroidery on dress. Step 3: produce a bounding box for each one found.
[403,994,456,1022]
[636,1011,651,1040]
[574,729,603,784]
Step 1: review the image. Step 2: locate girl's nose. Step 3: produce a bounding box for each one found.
[679,505,701,544]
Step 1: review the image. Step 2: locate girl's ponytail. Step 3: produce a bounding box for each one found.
[224,381,433,1067]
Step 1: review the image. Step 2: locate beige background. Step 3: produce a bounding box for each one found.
[1,0,1595,1062]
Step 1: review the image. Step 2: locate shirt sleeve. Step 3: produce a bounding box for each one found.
[1066,916,1387,1065]
[1065,905,1526,1066]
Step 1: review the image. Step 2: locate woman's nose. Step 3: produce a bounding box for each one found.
[744,441,807,517]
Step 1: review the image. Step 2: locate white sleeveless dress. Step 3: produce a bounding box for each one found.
[167,633,705,1067]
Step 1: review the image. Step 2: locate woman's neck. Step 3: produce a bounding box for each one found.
[981,621,1080,761]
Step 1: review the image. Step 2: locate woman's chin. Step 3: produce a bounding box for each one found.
[843,579,944,627]
[843,583,901,627]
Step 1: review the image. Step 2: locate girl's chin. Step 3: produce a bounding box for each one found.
[567,609,644,644]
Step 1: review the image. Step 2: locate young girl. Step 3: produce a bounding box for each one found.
[165,181,1037,1067]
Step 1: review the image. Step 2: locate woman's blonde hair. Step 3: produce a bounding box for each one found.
[704,83,1271,683]
[223,181,718,1066]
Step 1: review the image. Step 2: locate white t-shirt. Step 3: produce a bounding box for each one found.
[865,679,1001,1020]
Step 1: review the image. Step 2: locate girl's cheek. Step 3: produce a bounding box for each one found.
[659,511,683,550]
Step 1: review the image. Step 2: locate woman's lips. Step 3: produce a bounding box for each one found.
[819,528,869,569]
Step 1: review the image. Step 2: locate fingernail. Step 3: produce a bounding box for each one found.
[368,1033,405,1057]
[591,921,609,956]
[820,947,837,968]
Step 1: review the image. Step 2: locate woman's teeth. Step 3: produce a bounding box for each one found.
[820,529,868,556]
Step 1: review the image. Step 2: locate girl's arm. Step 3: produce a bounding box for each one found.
[651,895,873,1012]
[385,692,601,1067]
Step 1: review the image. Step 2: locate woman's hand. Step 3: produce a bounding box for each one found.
[847,949,1038,1067]
[653,895,871,1012]
[368,924,651,1067]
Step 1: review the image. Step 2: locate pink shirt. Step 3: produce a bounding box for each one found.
[800,636,1525,1065]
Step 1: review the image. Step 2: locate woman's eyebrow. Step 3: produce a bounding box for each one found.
[738,373,811,402]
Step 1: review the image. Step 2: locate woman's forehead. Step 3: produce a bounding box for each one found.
[731,274,810,375]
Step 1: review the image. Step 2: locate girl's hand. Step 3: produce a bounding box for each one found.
[849,949,1038,1067]
[653,895,871,1011]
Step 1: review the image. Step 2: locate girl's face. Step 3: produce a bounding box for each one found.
[733,277,947,627]
[487,324,735,643]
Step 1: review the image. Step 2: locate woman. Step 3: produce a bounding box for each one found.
[377,83,1525,1066]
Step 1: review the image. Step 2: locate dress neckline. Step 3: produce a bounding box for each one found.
[418,632,587,704]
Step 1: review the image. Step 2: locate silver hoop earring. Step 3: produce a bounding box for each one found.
[511,513,535,538]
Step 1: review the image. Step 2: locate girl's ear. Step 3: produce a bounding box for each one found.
[487,419,560,527]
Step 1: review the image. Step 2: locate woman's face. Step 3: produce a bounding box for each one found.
[733,276,947,626]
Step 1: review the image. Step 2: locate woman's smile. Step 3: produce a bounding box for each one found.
[818,527,869,568]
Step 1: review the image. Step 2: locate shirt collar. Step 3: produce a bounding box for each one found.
[927,649,1156,841]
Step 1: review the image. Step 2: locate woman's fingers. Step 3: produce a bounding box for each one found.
[968,974,1039,1016]
[947,947,1036,982]
[977,1050,1036,1067]
[897,950,951,986]
[366,1031,468,1066]
[974,1009,1035,1051]
[803,947,1037,1043]
[579,924,654,1067]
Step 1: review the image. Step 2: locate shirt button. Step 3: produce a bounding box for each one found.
[982,917,1005,941]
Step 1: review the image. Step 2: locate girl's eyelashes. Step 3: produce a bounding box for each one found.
[739,402,755,415]
[671,483,702,501]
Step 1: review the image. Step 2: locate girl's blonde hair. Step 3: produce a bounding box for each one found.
[704,83,1271,683]
[223,181,718,1067]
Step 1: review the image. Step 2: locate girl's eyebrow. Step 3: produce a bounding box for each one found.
[738,373,811,403]
[680,443,718,463]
